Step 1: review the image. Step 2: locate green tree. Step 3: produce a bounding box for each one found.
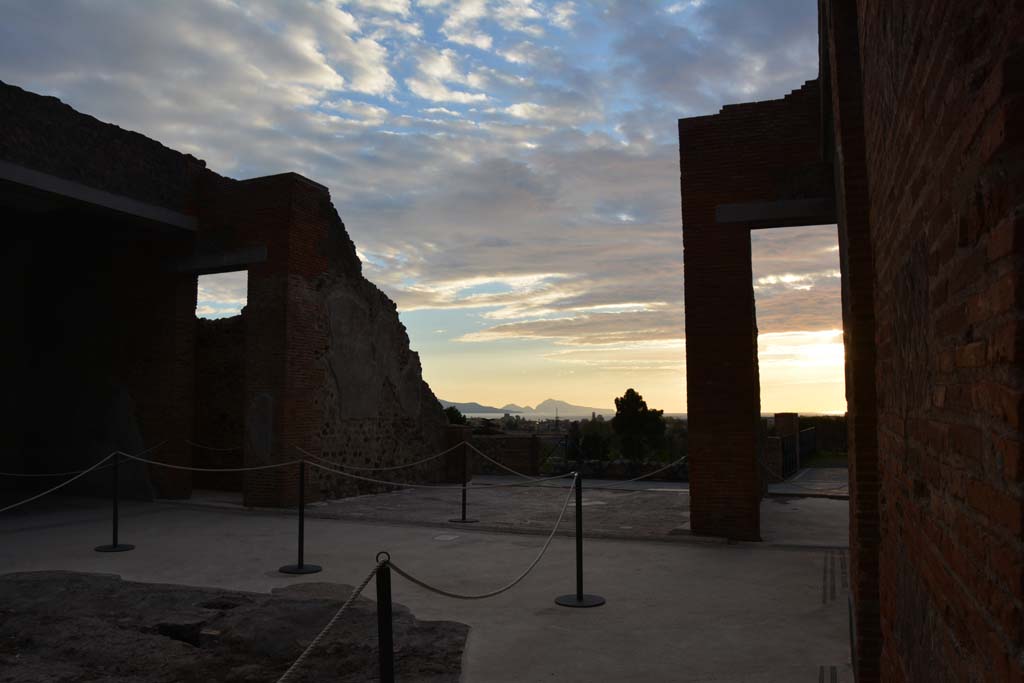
[444,405,467,425]
[611,388,665,461]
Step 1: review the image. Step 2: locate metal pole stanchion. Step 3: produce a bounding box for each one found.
[95,454,133,552]
[449,442,477,523]
[376,553,395,683]
[280,459,322,574]
[555,471,605,608]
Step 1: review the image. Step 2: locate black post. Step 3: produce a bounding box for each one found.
[555,471,605,608]
[280,459,322,574]
[95,454,134,552]
[449,442,477,523]
[376,554,395,683]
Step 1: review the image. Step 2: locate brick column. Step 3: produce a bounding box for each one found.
[824,2,880,679]
[683,224,762,540]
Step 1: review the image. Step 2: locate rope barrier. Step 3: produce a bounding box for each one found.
[185,439,241,452]
[0,442,169,514]
[121,453,303,473]
[387,474,577,600]
[0,453,116,513]
[466,443,537,481]
[0,460,117,478]
[596,456,689,490]
[275,560,385,683]
[757,459,850,492]
[0,441,168,478]
[299,448,581,491]
[308,441,465,472]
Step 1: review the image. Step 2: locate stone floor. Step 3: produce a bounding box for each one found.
[767,467,849,498]
[0,571,466,682]
[0,483,854,682]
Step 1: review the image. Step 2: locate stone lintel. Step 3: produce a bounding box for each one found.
[714,197,836,228]
[0,159,197,230]
[166,245,268,274]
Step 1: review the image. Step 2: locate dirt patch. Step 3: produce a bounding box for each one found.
[0,571,467,682]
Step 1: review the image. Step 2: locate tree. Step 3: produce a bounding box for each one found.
[611,388,665,461]
[444,405,467,425]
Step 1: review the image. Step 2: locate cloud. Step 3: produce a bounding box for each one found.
[196,271,248,318]
[0,0,834,410]
[346,0,412,15]
[406,46,489,101]
[549,2,577,30]
[605,0,819,115]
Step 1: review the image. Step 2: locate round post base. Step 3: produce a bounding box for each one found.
[448,518,479,523]
[279,564,322,575]
[95,544,134,553]
[555,594,605,608]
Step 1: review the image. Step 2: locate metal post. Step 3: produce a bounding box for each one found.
[376,553,395,683]
[95,454,134,552]
[449,442,477,523]
[555,471,605,608]
[280,459,322,574]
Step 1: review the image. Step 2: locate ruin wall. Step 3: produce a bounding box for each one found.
[856,2,1024,679]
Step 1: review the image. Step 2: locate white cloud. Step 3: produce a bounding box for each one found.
[407,47,489,102]
[549,2,576,29]
[345,0,412,15]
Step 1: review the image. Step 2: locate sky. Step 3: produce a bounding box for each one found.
[0,0,845,414]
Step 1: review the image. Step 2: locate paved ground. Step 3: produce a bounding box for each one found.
[0,489,853,682]
[768,467,849,498]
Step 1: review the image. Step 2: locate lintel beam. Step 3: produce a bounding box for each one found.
[0,159,197,231]
[715,197,836,228]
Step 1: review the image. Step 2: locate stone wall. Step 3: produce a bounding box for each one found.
[0,80,204,211]
[314,202,449,497]
[854,2,1024,680]
[1,80,448,506]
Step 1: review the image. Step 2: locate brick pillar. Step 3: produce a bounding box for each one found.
[197,173,330,508]
[683,224,762,540]
[824,2,880,679]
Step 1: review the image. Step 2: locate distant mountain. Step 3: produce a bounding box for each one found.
[530,398,614,418]
[439,400,516,414]
[441,398,615,418]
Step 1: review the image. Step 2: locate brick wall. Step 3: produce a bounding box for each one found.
[679,82,828,540]
[852,1,1024,680]
[821,1,882,677]
[193,314,245,491]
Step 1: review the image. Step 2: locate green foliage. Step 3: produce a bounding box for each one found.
[611,388,666,461]
[444,405,467,425]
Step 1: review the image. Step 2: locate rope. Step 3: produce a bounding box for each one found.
[303,453,574,490]
[597,456,688,490]
[0,460,117,478]
[303,454,577,491]
[466,443,537,481]
[275,560,384,683]
[0,453,116,514]
[122,453,302,473]
[0,441,167,478]
[185,439,241,452]
[387,474,577,600]
[757,459,850,492]
[308,442,464,472]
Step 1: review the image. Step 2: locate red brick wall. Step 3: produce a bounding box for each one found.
[822,1,882,678]
[679,82,828,540]
[854,1,1024,680]
[193,315,245,491]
